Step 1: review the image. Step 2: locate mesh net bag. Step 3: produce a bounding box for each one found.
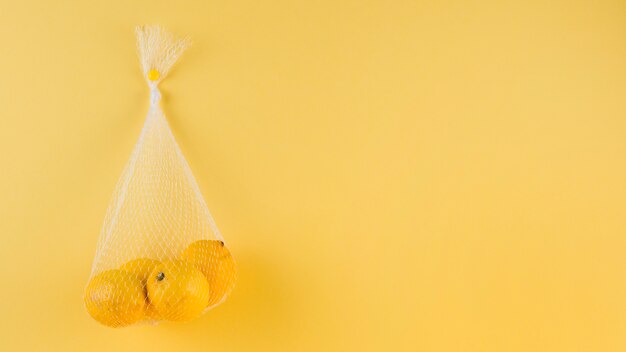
[84,25,236,328]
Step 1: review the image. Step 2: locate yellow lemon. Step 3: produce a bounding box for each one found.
[145,304,161,320]
[120,258,161,285]
[182,240,237,307]
[146,260,210,322]
[120,258,162,320]
[84,269,146,327]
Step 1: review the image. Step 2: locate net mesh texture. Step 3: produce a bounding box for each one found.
[84,25,236,328]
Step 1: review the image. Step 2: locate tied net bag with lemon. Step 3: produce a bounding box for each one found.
[84,26,236,328]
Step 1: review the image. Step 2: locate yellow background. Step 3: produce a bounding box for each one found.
[1,0,626,351]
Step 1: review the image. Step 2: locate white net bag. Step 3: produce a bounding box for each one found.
[84,25,236,328]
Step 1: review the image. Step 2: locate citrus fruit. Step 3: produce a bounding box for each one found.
[84,269,146,327]
[120,258,162,320]
[120,258,161,286]
[146,260,210,322]
[183,240,237,307]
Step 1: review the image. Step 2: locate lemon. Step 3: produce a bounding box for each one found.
[120,258,161,286]
[84,269,146,327]
[120,258,162,320]
[183,240,237,307]
[146,260,210,322]
[145,304,161,320]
